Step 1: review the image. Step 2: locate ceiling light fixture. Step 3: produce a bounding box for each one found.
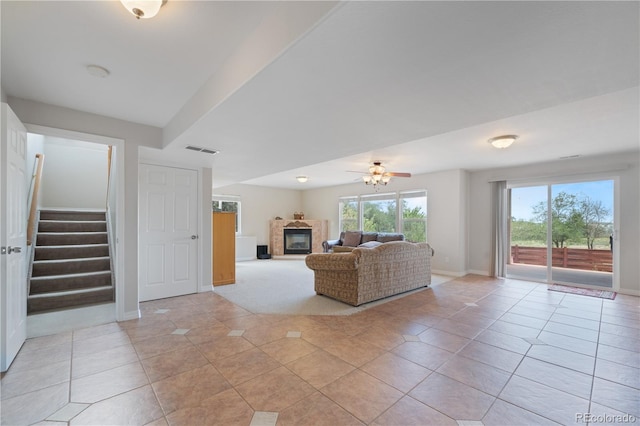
[86,64,110,78]
[120,0,166,20]
[296,176,308,183]
[488,134,518,149]
[362,162,392,190]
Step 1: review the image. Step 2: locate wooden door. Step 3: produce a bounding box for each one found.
[139,164,199,301]
[212,212,235,286]
[1,103,28,372]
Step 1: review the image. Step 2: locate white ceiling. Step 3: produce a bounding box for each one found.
[2,1,638,190]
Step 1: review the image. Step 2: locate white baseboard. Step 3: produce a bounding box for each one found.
[617,288,640,297]
[199,284,214,293]
[237,256,257,262]
[467,269,491,276]
[120,309,141,322]
[431,269,466,277]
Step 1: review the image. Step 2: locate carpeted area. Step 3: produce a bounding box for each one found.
[213,256,455,315]
[548,283,616,299]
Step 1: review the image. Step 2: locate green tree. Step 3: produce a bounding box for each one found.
[340,201,358,231]
[402,203,426,242]
[362,200,396,232]
[577,196,611,249]
[532,192,581,248]
[530,191,611,248]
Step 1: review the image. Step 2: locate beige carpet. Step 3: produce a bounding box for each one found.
[213,256,455,316]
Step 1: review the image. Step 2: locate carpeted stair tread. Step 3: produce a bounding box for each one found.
[38,220,107,233]
[27,286,114,314]
[39,210,106,221]
[30,271,112,294]
[31,256,110,277]
[28,209,113,315]
[34,244,109,260]
[36,232,108,246]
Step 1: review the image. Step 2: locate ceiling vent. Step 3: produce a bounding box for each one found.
[185,145,219,155]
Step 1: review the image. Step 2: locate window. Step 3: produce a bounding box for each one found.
[362,193,397,233]
[338,190,427,242]
[212,195,241,233]
[400,191,427,242]
[339,196,358,232]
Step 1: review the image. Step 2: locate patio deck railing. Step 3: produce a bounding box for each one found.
[511,246,613,272]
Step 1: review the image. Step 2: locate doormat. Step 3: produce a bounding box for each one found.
[548,284,616,299]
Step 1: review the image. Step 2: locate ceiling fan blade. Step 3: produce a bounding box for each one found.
[346,170,368,174]
[386,172,411,177]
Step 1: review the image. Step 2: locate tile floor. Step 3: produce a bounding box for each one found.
[1,275,639,425]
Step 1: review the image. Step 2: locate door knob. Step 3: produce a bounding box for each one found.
[8,246,21,254]
[191,235,198,240]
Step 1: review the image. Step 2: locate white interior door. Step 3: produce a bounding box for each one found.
[1,103,28,372]
[139,164,199,301]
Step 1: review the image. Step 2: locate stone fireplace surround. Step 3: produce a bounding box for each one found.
[269,219,328,256]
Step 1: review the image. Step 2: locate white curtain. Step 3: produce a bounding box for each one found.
[490,181,508,277]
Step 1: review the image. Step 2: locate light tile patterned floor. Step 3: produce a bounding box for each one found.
[1,275,639,425]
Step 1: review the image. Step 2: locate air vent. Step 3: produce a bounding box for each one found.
[185,145,219,155]
[559,155,581,160]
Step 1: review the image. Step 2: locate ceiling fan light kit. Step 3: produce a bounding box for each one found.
[488,134,518,149]
[360,161,410,190]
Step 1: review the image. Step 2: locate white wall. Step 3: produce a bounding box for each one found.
[214,183,303,250]
[467,151,640,295]
[301,169,470,276]
[39,136,108,209]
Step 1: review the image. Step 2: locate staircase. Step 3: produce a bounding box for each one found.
[28,210,114,314]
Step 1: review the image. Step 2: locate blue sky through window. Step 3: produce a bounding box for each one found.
[511,180,614,221]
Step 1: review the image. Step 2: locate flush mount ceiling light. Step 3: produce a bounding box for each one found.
[120,0,166,19]
[488,135,518,149]
[86,64,110,78]
[296,176,308,183]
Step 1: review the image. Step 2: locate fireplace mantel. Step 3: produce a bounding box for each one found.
[269,219,328,256]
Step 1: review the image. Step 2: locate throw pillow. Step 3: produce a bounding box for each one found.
[342,231,362,247]
[358,241,382,249]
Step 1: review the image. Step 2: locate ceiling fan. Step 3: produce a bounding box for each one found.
[349,161,411,188]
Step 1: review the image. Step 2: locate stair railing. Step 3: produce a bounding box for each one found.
[27,153,44,246]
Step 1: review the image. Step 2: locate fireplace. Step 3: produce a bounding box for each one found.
[269,219,328,255]
[283,228,312,254]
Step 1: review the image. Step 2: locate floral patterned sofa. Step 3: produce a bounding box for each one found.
[305,240,434,306]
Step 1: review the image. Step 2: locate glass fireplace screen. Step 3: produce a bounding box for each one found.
[283,229,312,254]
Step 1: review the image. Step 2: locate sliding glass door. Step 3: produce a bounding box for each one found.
[507,179,614,289]
[508,185,548,282]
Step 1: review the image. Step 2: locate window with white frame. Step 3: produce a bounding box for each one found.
[338,190,427,242]
[212,195,241,233]
[400,191,427,242]
[361,193,397,233]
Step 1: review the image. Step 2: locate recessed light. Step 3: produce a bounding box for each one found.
[86,65,110,78]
